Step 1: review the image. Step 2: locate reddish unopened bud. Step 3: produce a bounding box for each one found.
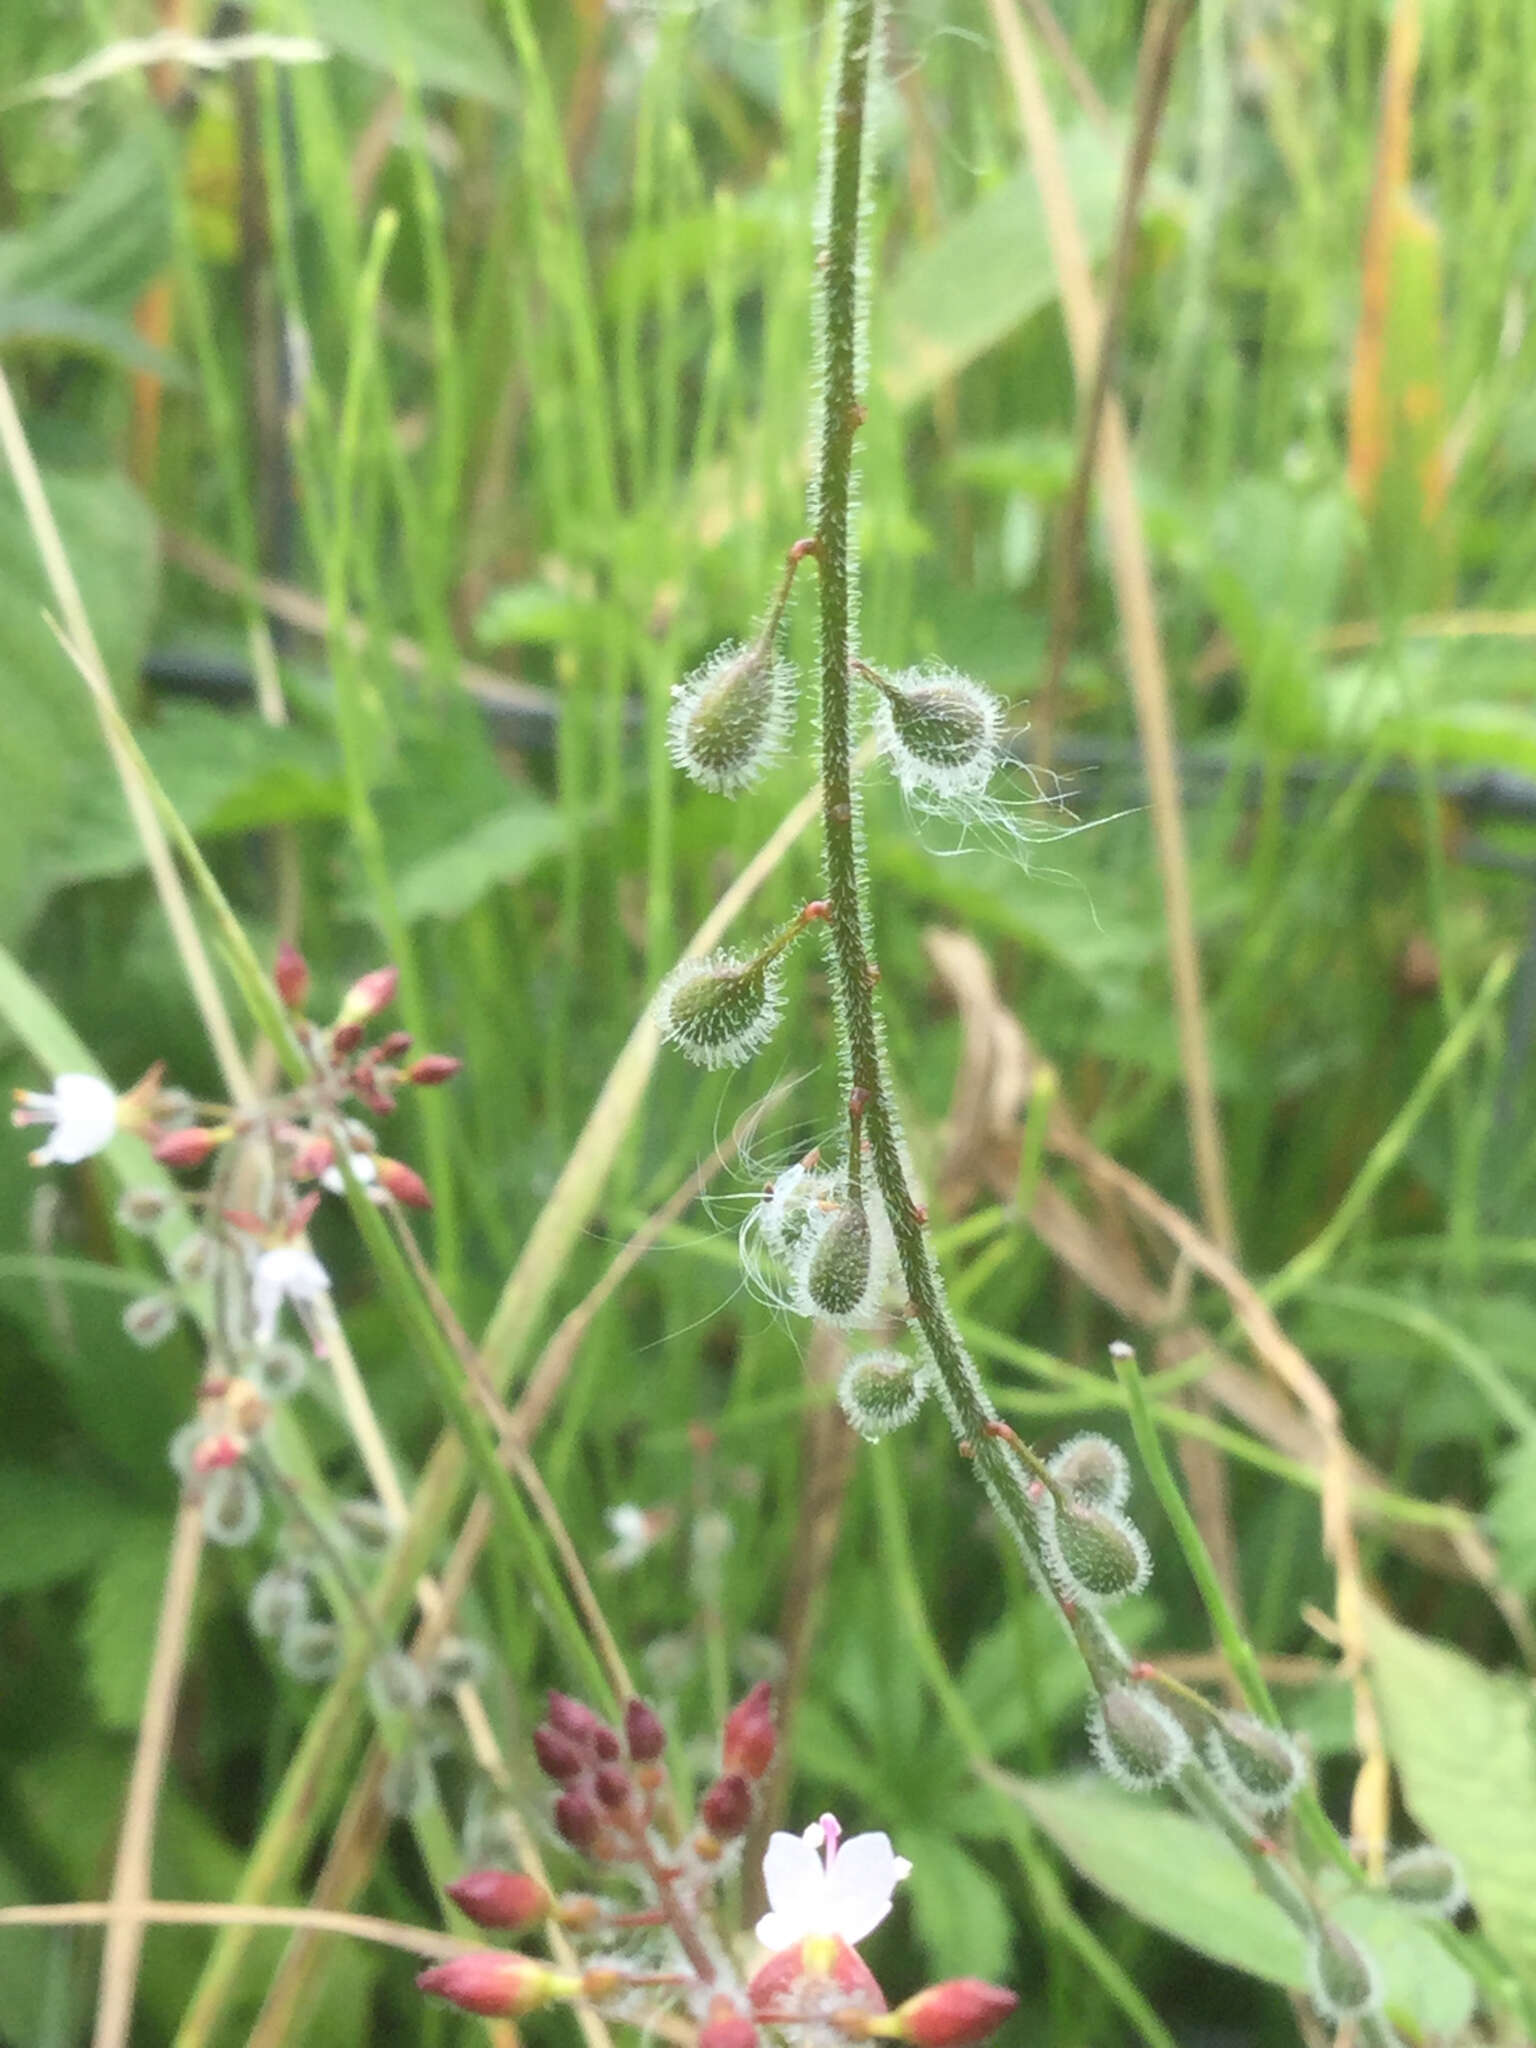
[724,1681,777,1779]
[533,1724,586,1780]
[291,1133,334,1180]
[446,1869,553,1933]
[408,1054,463,1086]
[554,1790,601,1850]
[624,1697,667,1763]
[884,1981,1019,2047]
[416,1952,578,2019]
[378,1031,414,1059]
[547,1691,601,1742]
[338,964,399,1028]
[592,1723,623,1763]
[594,1765,631,1810]
[555,1893,602,1931]
[700,1772,752,1839]
[153,1125,229,1169]
[331,1021,364,1057]
[274,942,310,1010]
[376,1157,433,1209]
[701,1999,760,2048]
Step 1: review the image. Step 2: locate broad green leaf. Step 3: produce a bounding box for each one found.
[1013,1774,1474,2036]
[50,699,347,889]
[0,465,160,940]
[0,131,175,374]
[390,798,572,923]
[0,1467,136,1597]
[82,1513,180,1730]
[880,127,1144,408]
[900,1829,1014,1981]
[1368,1597,1536,1997]
[1015,1774,1304,1985]
[294,0,516,106]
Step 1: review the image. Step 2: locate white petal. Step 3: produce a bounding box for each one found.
[761,1829,826,1940]
[823,1830,906,1944]
[753,1909,799,1952]
[49,1073,118,1162]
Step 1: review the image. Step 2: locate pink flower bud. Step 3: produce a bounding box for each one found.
[546,1691,601,1742]
[723,1681,777,1779]
[887,1981,1019,2047]
[701,1999,760,2048]
[592,1723,622,1763]
[153,1125,228,1170]
[274,942,310,1010]
[446,1870,553,1933]
[378,1031,414,1059]
[554,1790,601,1850]
[700,1772,752,1839]
[533,1724,585,1780]
[408,1054,463,1086]
[338,965,399,1028]
[624,1697,667,1763]
[291,1133,334,1180]
[376,1157,433,1209]
[331,1021,364,1057]
[594,1765,631,1810]
[416,1952,575,2018]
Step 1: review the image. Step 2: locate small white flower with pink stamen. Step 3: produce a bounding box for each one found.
[12,1073,119,1166]
[251,1242,331,1347]
[754,1812,912,1952]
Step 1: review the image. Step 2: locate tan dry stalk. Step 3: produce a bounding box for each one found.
[982,0,1237,1261]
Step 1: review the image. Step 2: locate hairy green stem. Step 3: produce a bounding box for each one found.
[806,0,1372,2024]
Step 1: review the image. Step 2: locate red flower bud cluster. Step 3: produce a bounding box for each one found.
[693,1680,777,1853]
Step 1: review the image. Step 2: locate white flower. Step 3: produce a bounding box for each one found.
[252,1242,331,1346]
[321,1150,384,1201]
[755,1812,912,1952]
[12,1072,118,1166]
[602,1503,656,1572]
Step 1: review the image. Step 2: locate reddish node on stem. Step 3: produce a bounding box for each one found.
[982,1420,1024,1453]
[847,400,869,429]
[1130,1661,1158,1682]
[911,1201,929,1225]
[849,1086,872,1119]
[803,899,832,922]
[830,800,853,823]
[787,537,820,565]
[865,964,882,984]
[958,1441,975,1459]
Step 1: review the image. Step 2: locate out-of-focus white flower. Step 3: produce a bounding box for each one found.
[321,1150,384,1201]
[602,1502,664,1572]
[252,1242,331,1346]
[755,1812,912,1952]
[12,1073,118,1166]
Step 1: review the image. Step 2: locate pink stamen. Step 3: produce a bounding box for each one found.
[818,1812,842,1870]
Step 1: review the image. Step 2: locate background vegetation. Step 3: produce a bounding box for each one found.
[3,0,1536,2042]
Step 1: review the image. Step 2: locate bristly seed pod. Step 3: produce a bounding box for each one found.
[654,949,784,1070]
[1042,1496,1150,1608]
[1088,1685,1190,1791]
[1204,1712,1306,1816]
[871,665,1002,799]
[838,1349,929,1441]
[1048,1433,1131,1511]
[669,639,795,795]
[1305,1921,1382,2023]
[794,1189,889,1328]
[1384,1844,1467,1918]
[201,1464,263,1547]
[123,1293,179,1348]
